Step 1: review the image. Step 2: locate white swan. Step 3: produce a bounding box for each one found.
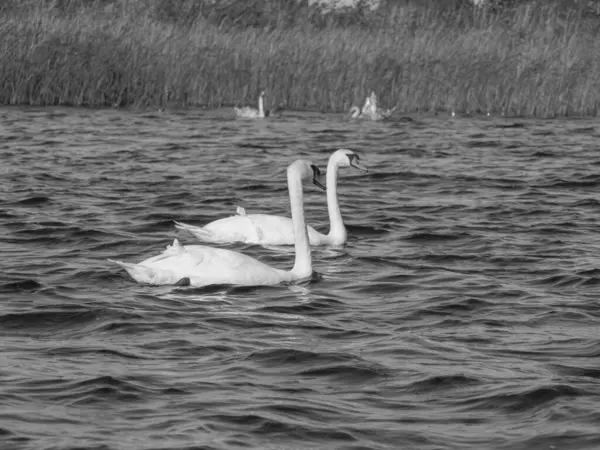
[349,105,365,119]
[234,91,265,118]
[109,160,324,287]
[175,149,367,246]
[350,91,396,121]
[349,92,373,119]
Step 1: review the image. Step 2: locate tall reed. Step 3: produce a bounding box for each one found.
[0,0,599,117]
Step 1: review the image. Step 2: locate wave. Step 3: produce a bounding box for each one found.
[2,109,600,450]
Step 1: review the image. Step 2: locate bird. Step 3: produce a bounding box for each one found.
[109,160,325,287]
[350,91,396,121]
[174,149,367,246]
[234,91,266,118]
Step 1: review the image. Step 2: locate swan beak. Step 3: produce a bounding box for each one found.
[350,160,368,173]
[312,177,326,191]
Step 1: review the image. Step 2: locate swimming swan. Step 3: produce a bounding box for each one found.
[367,91,397,120]
[109,160,325,287]
[234,91,265,118]
[348,94,372,119]
[350,91,396,121]
[349,105,365,119]
[175,149,367,246]
[349,93,372,119]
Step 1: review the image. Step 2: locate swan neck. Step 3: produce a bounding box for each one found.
[289,168,312,278]
[258,95,264,117]
[326,159,346,243]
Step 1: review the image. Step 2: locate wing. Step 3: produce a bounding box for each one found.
[182,244,285,285]
[190,213,327,246]
[234,107,259,118]
[245,214,327,245]
[127,240,285,286]
[202,214,260,243]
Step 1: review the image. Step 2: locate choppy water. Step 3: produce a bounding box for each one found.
[2,107,600,450]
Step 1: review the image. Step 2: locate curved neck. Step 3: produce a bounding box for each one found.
[326,159,346,244]
[363,97,370,112]
[258,95,264,117]
[350,107,359,118]
[288,169,312,278]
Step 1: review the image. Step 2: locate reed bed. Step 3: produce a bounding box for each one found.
[0,0,599,117]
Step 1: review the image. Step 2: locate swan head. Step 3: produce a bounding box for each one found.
[288,160,326,191]
[331,149,368,172]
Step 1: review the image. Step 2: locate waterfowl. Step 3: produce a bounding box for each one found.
[350,91,396,121]
[349,92,372,119]
[349,105,365,119]
[109,160,325,287]
[234,91,265,118]
[175,149,367,246]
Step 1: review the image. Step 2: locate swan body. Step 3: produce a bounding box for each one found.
[175,149,367,246]
[110,160,324,287]
[175,209,324,246]
[110,239,293,286]
[234,91,266,118]
[350,91,396,121]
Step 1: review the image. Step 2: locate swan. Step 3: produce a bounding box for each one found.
[109,160,325,287]
[234,91,266,118]
[349,105,365,119]
[349,94,372,119]
[175,149,367,246]
[350,91,396,121]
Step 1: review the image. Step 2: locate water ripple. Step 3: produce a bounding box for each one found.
[1,107,600,449]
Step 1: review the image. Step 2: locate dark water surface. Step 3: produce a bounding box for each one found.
[2,107,600,450]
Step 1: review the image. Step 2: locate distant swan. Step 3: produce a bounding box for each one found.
[350,91,396,121]
[349,93,373,119]
[349,105,365,119]
[234,91,265,118]
[109,160,325,287]
[175,149,367,246]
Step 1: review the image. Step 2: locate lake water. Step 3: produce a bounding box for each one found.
[2,107,600,450]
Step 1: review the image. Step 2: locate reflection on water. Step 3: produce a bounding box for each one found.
[2,107,600,450]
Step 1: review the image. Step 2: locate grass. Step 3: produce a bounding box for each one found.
[1,0,599,117]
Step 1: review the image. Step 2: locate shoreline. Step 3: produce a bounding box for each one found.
[3,104,597,121]
[1,0,599,118]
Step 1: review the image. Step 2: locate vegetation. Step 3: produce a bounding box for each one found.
[0,0,599,117]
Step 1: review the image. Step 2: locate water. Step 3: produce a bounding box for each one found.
[2,107,600,450]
